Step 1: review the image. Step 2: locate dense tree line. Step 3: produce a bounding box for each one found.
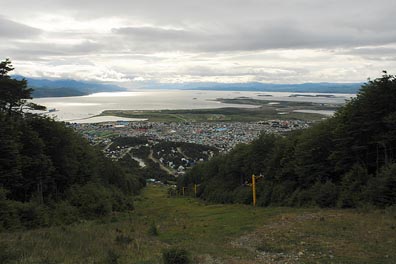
[0,59,145,230]
[179,72,396,208]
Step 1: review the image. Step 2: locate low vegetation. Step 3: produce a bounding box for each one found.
[0,185,395,263]
[101,104,325,123]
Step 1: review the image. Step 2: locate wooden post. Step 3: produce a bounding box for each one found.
[194,184,197,197]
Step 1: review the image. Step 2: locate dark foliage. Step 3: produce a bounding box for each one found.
[0,59,45,116]
[108,136,148,151]
[0,59,144,230]
[148,222,159,236]
[162,248,191,264]
[180,73,396,208]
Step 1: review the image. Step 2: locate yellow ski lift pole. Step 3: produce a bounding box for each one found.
[252,174,257,206]
[252,174,264,206]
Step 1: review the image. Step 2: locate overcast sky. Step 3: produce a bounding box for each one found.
[1,0,396,85]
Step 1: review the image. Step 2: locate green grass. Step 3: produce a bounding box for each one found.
[1,185,395,263]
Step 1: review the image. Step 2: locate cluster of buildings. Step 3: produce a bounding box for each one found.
[70,119,311,152]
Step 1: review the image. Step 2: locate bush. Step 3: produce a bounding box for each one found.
[256,182,273,207]
[148,223,159,236]
[105,249,120,264]
[232,186,251,204]
[366,163,396,207]
[338,164,369,208]
[162,248,190,264]
[52,201,79,225]
[0,190,50,230]
[115,234,132,245]
[270,181,296,205]
[18,202,49,229]
[110,187,134,211]
[312,181,338,208]
[0,242,20,264]
[67,183,113,218]
[167,187,177,197]
[0,199,22,230]
[287,188,315,207]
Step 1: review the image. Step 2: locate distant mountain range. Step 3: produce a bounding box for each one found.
[14,75,362,98]
[13,76,127,98]
[149,82,362,94]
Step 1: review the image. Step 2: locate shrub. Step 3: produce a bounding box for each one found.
[148,223,159,236]
[366,163,396,207]
[115,234,132,245]
[167,187,177,197]
[110,187,133,211]
[0,190,50,230]
[312,181,338,208]
[232,186,251,204]
[162,248,190,264]
[67,183,113,218]
[52,201,79,225]
[18,202,49,229]
[338,164,369,208]
[0,242,20,264]
[105,249,120,264]
[0,199,22,230]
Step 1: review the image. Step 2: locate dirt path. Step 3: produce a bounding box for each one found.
[129,153,146,168]
[148,149,175,174]
[176,147,190,160]
[102,141,113,151]
[119,147,132,159]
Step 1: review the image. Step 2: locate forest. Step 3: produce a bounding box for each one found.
[179,72,396,208]
[0,59,145,230]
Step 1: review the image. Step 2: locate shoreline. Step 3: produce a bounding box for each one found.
[33,90,352,123]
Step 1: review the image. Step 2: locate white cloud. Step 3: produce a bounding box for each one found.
[1,0,396,84]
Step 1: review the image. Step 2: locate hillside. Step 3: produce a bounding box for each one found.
[31,87,86,97]
[0,60,144,230]
[180,73,396,208]
[0,113,146,230]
